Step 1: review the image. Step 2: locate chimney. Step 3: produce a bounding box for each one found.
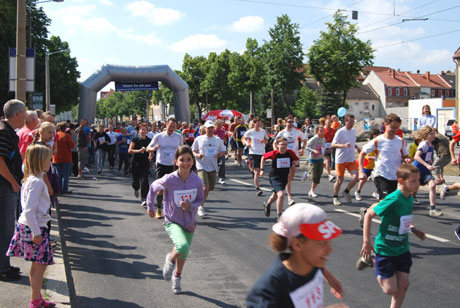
[392,69,395,79]
[441,71,445,75]
[425,71,430,81]
[417,69,420,74]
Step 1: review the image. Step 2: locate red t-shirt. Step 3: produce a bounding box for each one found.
[182,129,195,141]
[323,127,336,143]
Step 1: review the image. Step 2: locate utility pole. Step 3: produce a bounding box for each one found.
[270,89,275,128]
[15,0,27,103]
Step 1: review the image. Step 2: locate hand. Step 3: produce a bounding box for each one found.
[327,275,343,300]
[196,153,204,159]
[360,241,374,260]
[11,181,20,193]
[153,144,160,151]
[427,165,435,171]
[358,171,367,181]
[180,200,191,211]
[32,235,42,245]
[298,149,304,156]
[344,142,351,148]
[140,147,146,153]
[260,170,264,178]
[147,209,155,218]
[314,150,320,155]
[412,227,426,241]
[452,159,458,166]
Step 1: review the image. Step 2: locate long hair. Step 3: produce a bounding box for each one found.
[174,145,197,173]
[23,144,52,181]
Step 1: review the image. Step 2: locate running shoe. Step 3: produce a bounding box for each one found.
[333,197,342,206]
[172,271,182,294]
[355,255,373,270]
[308,191,318,198]
[440,184,448,200]
[355,191,362,201]
[218,178,226,185]
[141,201,147,208]
[372,192,380,200]
[263,201,271,217]
[162,253,175,280]
[288,198,295,206]
[455,225,460,240]
[256,187,263,196]
[197,206,207,217]
[83,167,89,173]
[328,175,336,182]
[301,171,308,182]
[413,198,420,205]
[342,191,352,203]
[155,208,164,219]
[429,208,443,217]
[134,189,139,198]
[359,207,367,228]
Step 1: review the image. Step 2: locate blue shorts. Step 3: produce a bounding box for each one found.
[374,251,412,279]
[419,171,434,185]
[363,168,372,177]
[269,176,288,193]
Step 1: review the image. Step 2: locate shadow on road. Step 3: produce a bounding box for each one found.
[75,296,145,308]
[181,291,241,308]
[198,213,268,231]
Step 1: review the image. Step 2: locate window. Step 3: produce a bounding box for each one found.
[431,89,435,97]
[387,88,392,96]
[372,104,375,110]
[396,88,400,96]
[403,88,408,96]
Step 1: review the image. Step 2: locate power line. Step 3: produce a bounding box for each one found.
[373,28,460,49]
[303,0,365,28]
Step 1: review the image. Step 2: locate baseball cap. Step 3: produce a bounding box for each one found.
[204,120,215,128]
[272,203,342,241]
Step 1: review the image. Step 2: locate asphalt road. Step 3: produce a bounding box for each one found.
[58,159,460,308]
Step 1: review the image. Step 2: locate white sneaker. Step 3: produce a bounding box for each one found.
[308,191,318,198]
[372,192,380,200]
[355,191,362,201]
[342,191,352,203]
[83,167,89,173]
[429,208,443,217]
[172,271,182,294]
[218,178,226,184]
[134,190,139,198]
[288,198,295,206]
[413,198,420,205]
[141,201,147,208]
[197,206,207,217]
[440,184,448,200]
[162,253,175,280]
[333,197,342,206]
[328,175,335,182]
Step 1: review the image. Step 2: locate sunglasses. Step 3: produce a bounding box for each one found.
[287,121,294,123]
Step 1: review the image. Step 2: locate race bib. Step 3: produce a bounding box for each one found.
[325,142,331,149]
[289,270,324,308]
[173,189,197,207]
[188,133,194,138]
[126,139,131,144]
[240,130,246,136]
[399,215,413,235]
[277,157,291,168]
[287,143,295,150]
[205,146,217,156]
[425,151,432,162]
[163,150,174,159]
[321,146,326,155]
[98,137,105,143]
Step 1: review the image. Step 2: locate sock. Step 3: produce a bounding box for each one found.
[174,271,181,277]
[357,190,361,193]
[156,195,163,209]
[334,195,338,198]
[445,187,450,192]
[344,189,350,193]
[256,187,260,190]
[430,205,435,210]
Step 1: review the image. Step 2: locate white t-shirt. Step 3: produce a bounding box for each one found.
[244,129,268,155]
[332,127,356,164]
[149,131,184,166]
[106,131,118,145]
[147,131,159,140]
[192,135,226,172]
[276,128,306,153]
[362,135,408,180]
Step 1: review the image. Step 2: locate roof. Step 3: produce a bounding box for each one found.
[373,70,415,87]
[454,47,460,60]
[405,72,452,89]
[346,84,379,101]
[441,74,456,89]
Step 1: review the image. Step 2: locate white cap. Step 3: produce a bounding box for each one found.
[204,120,215,128]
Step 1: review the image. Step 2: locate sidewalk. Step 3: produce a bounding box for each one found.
[0,204,71,307]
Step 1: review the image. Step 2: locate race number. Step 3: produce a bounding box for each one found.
[173,189,197,207]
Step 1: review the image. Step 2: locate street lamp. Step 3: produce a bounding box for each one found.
[45,49,69,112]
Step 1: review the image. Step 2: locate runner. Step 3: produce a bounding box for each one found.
[214,120,228,185]
[260,137,299,219]
[116,128,131,175]
[244,118,269,196]
[305,126,326,198]
[94,124,110,175]
[247,203,346,308]
[331,114,360,206]
[147,118,184,218]
[276,116,307,206]
[355,129,380,202]
[191,120,226,217]
[146,146,204,294]
[228,117,238,162]
[235,117,248,166]
[324,118,336,182]
[106,124,118,169]
[182,123,195,147]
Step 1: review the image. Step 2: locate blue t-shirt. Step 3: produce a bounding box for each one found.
[83,126,90,136]
[117,135,131,154]
[412,140,433,174]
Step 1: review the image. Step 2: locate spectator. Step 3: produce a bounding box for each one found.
[17,110,39,160]
[419,104,436,128]
[53,122,75,194]
[75,119,88,178]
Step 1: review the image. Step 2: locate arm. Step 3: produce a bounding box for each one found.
[323,268,343,300]
[128,141,145,154]
[450,139,457,165]
[360,208,377,259]
[358,150,367,180]
[260,156,266,178]
[410,225,426,241]
[146,137,159,152]
[414,149,434,171]
[0,156,20,192]
[146,177,167,214]
[22,179,44,237]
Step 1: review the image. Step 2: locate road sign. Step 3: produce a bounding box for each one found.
[32,93,43,110]
[9,48,35,92]
[115,81,159,91]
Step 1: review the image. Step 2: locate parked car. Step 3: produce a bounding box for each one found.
[444,119,456,139]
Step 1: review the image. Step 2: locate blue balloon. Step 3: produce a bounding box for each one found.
[337,107,346,117]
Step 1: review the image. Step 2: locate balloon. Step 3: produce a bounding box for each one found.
[337,107,346,117]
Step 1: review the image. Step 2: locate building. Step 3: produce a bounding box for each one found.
[345,84,381,121]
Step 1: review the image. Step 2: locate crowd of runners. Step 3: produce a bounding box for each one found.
[1,98,460,307]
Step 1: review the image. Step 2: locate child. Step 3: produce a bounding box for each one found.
[260,137,299,219]
[247,203,348,308]
[6,144,56,308]
[146,145,204,294]
[355,129,380,201]
[412,126,443,216]
[360,164,426,308]
[305,126,326,198]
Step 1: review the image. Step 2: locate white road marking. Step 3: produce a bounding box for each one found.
[229,178,451,243]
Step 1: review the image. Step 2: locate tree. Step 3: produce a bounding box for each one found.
[293,85,319,119]
[181,53,209,120]
[263,14,305,116]
[307,11,374,111]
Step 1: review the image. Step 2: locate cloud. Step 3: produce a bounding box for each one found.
[229,16,265,33]
[125,1,185,25]
[100,0,114,5]
[171,34,227,53]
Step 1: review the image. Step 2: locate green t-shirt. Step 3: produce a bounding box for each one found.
[373,189,413,256]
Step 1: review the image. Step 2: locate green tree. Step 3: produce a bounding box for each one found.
[307,11,374,111]
[293,85,319,119]
[263,14,305,116]
[181,53,209,120]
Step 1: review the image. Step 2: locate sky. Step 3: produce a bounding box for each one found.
[40,0,460,90]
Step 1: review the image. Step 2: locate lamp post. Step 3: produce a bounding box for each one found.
[45,49,68,112]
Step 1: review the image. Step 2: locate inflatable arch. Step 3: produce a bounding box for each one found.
[78,64,190,123]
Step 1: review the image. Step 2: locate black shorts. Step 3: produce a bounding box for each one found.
[269,176,288,193]
[156,163,175,179]
[374,251,412,279]
[250,154,263,169]
[374,176,398,200]
[236,140,244,149]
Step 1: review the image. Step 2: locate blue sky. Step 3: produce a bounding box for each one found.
[41,0,460,88]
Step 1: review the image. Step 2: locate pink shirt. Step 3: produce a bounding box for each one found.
[17,126,34,157]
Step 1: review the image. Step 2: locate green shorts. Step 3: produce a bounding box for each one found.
[165,223,194,259]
